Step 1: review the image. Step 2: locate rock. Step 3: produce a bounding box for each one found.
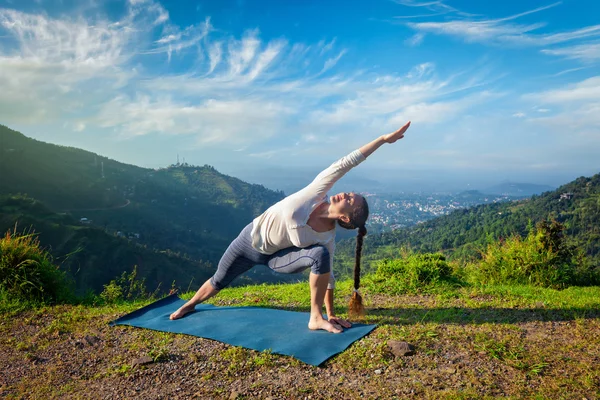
[388,341,416,357]
[84,335,100,346]
[442,367,456,374]
[131,356,154,367]
[229,391,240,400]
[374,369,382,375]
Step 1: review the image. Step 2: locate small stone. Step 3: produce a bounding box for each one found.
[131,356,154,367]
[374,369,382,375]
[229,391,240,400]
[84,335,100,346]
[388,340,416,357]
[442,367,457,374]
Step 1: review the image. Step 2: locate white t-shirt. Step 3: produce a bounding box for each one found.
[250,149,366,289]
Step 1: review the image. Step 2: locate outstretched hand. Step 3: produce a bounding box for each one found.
[383,121,411,144]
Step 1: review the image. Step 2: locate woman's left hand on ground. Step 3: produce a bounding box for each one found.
[328,316,352,328]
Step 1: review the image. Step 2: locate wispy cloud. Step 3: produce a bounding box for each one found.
[392,0,479,18]
[3,1,480,146]
[548,67,590,77]
[405,32,425,46]
[523,77,600,143]
[524,76,600,103]
[320,49,347,74]
[318,38,337,55]
[542,42,600,63]
[403,2,600,48]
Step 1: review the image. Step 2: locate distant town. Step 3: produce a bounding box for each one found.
[363,191,526,233]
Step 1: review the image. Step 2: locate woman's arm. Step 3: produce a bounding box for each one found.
[359,121,411,158]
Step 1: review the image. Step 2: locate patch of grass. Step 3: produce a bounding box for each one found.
[251,349,275,368]
[334,333,390,371]
[365,252,462,295]
[528,360,549,376]
[474,332,527,369]
[466,220,588,288]
[214,346,250,375]
[146,332,173,362]
[0,226,73,305]
[115,363,133,375]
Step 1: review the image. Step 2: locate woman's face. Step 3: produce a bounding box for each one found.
[329,192,363,221]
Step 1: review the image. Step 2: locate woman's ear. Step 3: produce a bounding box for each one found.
[340,215,350,224]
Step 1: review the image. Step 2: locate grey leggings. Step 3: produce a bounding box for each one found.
[209,223,330,290]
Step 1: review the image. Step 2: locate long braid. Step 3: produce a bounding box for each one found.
[349,225,367,318]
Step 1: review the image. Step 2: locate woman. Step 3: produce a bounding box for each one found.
[170,121,412,333]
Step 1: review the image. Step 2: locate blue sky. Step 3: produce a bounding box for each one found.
[1,0,599,192]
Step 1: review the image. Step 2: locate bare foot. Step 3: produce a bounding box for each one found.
[308,317,343,333]
[169,304,196,320]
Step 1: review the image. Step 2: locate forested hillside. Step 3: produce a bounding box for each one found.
[0,125,293,294]
[0,195,292,295]
[336,173,600,276]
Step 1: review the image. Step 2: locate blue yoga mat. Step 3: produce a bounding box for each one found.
[110,294,376,366]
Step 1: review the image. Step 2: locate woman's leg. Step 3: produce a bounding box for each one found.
[307,272,342,333]
[170,223,265,320]
[169,279,219,320]
[267,245,342,333]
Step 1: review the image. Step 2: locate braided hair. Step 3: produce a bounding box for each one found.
[338,196,369,318]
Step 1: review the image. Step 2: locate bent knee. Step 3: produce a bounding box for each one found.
[310,245,330,275]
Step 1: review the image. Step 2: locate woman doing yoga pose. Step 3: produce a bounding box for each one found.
[170,121,412,333]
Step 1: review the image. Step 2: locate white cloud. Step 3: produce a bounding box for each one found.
[542,42,600,62]
[246,39,286,81]
[320,49,347,74]
[392,0,464,16]
[524,76,600,103]
[513,112,526,118]
[388,91,496,126]
[145,19,212,59]
[523,77,600,146]
[405,32,425,46]
[228,30,261,77]
[405,3,600,48]
[318,38,336,55]
[0,7,135,123]
[207,41,223,74]
[406,62,434,79]
[97,95,292,144]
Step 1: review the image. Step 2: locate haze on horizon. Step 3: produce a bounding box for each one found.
[1,0,598,193]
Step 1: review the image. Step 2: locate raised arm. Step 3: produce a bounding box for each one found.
[301,121,411,198]
[359,121,411,158]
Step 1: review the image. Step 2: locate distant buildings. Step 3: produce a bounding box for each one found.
[560,192,574,201]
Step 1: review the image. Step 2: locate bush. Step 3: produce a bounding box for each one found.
[100,265,150,304]
[366,252,456,294]
[466,220,587,288]
[0,227,72,303]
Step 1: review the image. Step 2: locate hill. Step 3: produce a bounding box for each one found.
[336,173,600,274]
[0,125,293,294]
